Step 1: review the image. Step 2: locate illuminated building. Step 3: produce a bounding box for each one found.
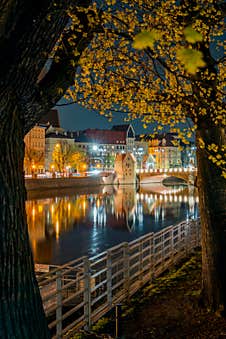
[74,124,136,170]
[24,125,45,174]
[45,131,75,171]
[114,153,136,184]
[146,133,183,169]
[24,109,62,174]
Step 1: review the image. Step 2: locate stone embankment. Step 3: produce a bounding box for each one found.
[25,176,104,192]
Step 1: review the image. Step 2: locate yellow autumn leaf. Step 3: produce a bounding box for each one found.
[133,30,162,50]
[176,48,206,74]
[198,137,205,149]
[184,26,203,43]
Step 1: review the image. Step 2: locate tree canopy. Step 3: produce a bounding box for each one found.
[24,147,44,175]
[52,141,87,172]
[67,0,225,176]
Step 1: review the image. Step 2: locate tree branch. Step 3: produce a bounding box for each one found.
[23,5,101,133]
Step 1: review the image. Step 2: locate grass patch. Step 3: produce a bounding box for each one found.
[88,250,202,336]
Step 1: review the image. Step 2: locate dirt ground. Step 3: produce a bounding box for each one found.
[120,253,226,339]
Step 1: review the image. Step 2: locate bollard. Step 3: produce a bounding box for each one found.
[115,304,122,339]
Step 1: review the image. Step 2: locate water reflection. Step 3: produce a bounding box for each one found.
[26,184,198,264]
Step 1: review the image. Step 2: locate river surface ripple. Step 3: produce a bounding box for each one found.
[26,184,199,264]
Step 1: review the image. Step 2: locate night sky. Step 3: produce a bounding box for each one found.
[57,102,147,134]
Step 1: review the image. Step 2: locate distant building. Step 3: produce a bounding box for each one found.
[74,124,136,170]
[38,109,61,130]
[41,109,77,171]
[111,124,135,152]
[24,109,62,174]
[24,125,46,174]
[143,132,197,170]
[146,133,182,169]
[181,141,196,168]
[45,131,75,171]
[114,153,136,184]
[134,135,149,169]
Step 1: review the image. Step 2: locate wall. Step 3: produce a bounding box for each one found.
[25,176,104,191]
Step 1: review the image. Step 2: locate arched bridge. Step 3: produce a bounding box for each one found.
[137,167,197,185]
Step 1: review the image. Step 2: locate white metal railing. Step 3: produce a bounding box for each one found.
[136,167,197,174]
[36,218,200,338]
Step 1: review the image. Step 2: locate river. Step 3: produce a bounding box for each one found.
[26,183,199,265]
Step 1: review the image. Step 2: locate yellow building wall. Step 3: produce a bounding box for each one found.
[24,125,45,174]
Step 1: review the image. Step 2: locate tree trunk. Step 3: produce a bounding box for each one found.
[0,103,50,338]
[196,125,226,313]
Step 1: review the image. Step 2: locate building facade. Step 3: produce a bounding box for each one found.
[134,136,149,169]
[181,142,197,168]
[24,125,46,174]
[74,124,136,170]
[146,133,182,169]
[24,109,62,175]
[45,131,75,171]
[114,153,136,184]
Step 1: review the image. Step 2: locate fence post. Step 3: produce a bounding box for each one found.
[171,228,175,265]
[185,220,191,255]
[160,233,164,271]
[56,270,62,339]
[107,250,112,306]
[123,243,130,298]
[83,256,91,330]
[115,304,122,339]
[139,239,143,286]
[179,223,184,253]
[149,234,155,282]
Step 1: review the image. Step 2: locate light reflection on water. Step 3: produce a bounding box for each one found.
[26,184,198,265]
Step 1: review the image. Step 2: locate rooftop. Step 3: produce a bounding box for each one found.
[75,125,135,144]
[39,109,60,128]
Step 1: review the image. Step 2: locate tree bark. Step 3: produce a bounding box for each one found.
[0,100,50,338]
[196,125,226,313]
[0,3,98,336]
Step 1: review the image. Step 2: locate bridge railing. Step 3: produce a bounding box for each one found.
[36,218,200,338]
[136,167,197,174]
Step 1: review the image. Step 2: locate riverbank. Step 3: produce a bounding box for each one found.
[73,250,226,339]
[25,176,103,191]
[25,176,104,199]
